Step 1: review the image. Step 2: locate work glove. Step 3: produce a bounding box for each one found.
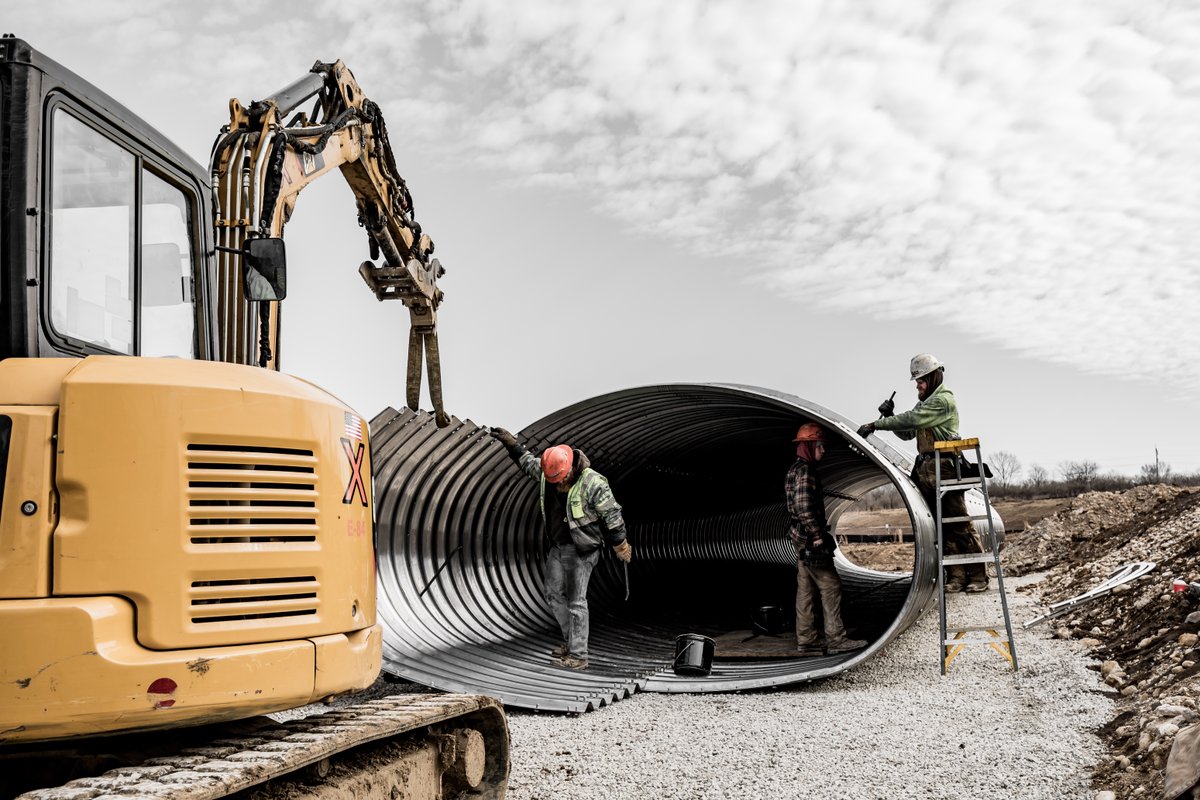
[490,427,518,448]
[856,423,875,438]
[613,540,633,563]
[877,394,895,417]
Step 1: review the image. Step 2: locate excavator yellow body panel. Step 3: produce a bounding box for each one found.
[0,357,381,743]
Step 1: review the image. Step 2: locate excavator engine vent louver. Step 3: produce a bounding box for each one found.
[188,575,319,624]
[185,443,318,544]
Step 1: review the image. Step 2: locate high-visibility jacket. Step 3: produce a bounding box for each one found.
[873,384,960,454]
[518,448,627,553]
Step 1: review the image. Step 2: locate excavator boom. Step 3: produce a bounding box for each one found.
[210,59,448,425]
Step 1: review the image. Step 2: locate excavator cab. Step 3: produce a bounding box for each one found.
[0,35,212,363]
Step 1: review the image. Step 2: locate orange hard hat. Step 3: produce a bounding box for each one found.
[541,444,574,484]
[792,423,826,442]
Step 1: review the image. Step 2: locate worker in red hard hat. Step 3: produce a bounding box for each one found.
[787,423,867,657]
[856,353,988,593]
[491,427,631,670]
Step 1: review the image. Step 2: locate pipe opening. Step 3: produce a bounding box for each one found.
[374,384,942,712]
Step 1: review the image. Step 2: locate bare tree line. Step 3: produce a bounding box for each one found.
[849,449,1198,510]
[989,449,1199,499]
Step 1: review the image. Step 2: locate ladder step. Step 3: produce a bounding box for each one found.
[941,515,991,523]
[943,637,1010,646]
[933,438,980,453]
[948,624,1010,633]
[938,478,984,489]
[942,554,997,565]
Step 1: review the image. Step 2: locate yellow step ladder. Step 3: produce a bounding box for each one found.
[933,438,1018,674]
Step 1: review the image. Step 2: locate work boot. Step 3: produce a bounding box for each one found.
[943,581,964,593]
[964,581,989,593]
[558,655,589,670]
[795,645,823,657]
[550,643,569,658]
[827,638,868,654]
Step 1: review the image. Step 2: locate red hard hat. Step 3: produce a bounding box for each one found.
[541,444,574,484]
[792,423,826,443]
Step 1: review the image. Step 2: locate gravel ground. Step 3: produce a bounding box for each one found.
[503,574,1112,800]
[278,573,1111,799]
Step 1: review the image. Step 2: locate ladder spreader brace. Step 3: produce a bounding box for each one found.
[933,437,1018,674]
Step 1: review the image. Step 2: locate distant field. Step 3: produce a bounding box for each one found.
[837,497,1068,537]
[837,497,1068,572]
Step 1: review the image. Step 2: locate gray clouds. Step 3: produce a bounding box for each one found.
[342,0,1200,391]
[10,0,1198,469]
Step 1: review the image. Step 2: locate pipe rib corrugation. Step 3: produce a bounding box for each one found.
[373,384,942,712]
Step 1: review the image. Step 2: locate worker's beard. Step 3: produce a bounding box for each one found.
[917,369,943,401]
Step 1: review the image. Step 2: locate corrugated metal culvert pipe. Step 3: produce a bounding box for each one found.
[372,384,943,713]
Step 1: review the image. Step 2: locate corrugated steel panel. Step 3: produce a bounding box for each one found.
[373,384,940,712]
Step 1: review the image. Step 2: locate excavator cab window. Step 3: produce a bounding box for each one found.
[45,106,197,358]
[140,171,195,356]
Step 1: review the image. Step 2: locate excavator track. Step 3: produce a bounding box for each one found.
[12,694,508,800]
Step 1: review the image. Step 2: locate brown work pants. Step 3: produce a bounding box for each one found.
[914,455,986,584]
[795,561,849,647]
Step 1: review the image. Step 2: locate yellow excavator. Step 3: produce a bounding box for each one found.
[0,36,507,799]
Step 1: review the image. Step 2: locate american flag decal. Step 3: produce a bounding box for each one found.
[344,412,363,441]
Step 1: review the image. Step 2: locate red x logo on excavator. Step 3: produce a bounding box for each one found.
[341,438,368,507]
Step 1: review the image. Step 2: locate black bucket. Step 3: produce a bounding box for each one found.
[673,633,715,676]
[751,605,783,636]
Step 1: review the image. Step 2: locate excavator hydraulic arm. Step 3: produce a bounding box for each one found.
[209,60,449,426]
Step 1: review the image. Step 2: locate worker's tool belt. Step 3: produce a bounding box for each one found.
[801,547,834,568]
[798,532,835,568]
[913,452,993,479]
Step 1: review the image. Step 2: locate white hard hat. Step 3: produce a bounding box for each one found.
[909,353,944,380]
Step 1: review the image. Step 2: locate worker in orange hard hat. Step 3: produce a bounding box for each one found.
[490,427,631,670]
[787,422,867,657]
[856,353,987,593]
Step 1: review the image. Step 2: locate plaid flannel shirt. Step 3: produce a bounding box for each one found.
[786,459,831,549]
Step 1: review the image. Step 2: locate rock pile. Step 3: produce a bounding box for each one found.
[1002,485,1200,799]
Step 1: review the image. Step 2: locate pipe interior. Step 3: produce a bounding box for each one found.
[373,384,938,712]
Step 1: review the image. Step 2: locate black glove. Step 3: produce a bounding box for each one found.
[856,423,875,438]
[490,427,518,448]
[877,394,895,417]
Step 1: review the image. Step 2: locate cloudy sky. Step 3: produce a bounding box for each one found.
[13,1,1200,478]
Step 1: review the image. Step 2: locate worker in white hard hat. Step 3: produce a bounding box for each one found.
[856,354,988,593]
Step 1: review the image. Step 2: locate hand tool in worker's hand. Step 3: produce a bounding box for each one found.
[877,390,896,418]
[624,562,630,601]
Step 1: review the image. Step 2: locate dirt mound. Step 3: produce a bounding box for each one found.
[1003,485,1200,799]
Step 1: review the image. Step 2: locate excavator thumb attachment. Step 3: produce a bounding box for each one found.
[362,258,447,428]
[407,327,450,428]
[423,328,449,428]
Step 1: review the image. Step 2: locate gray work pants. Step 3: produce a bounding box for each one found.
[544,543,600,659]
[795,561,849,646]
[914,455,987,583]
